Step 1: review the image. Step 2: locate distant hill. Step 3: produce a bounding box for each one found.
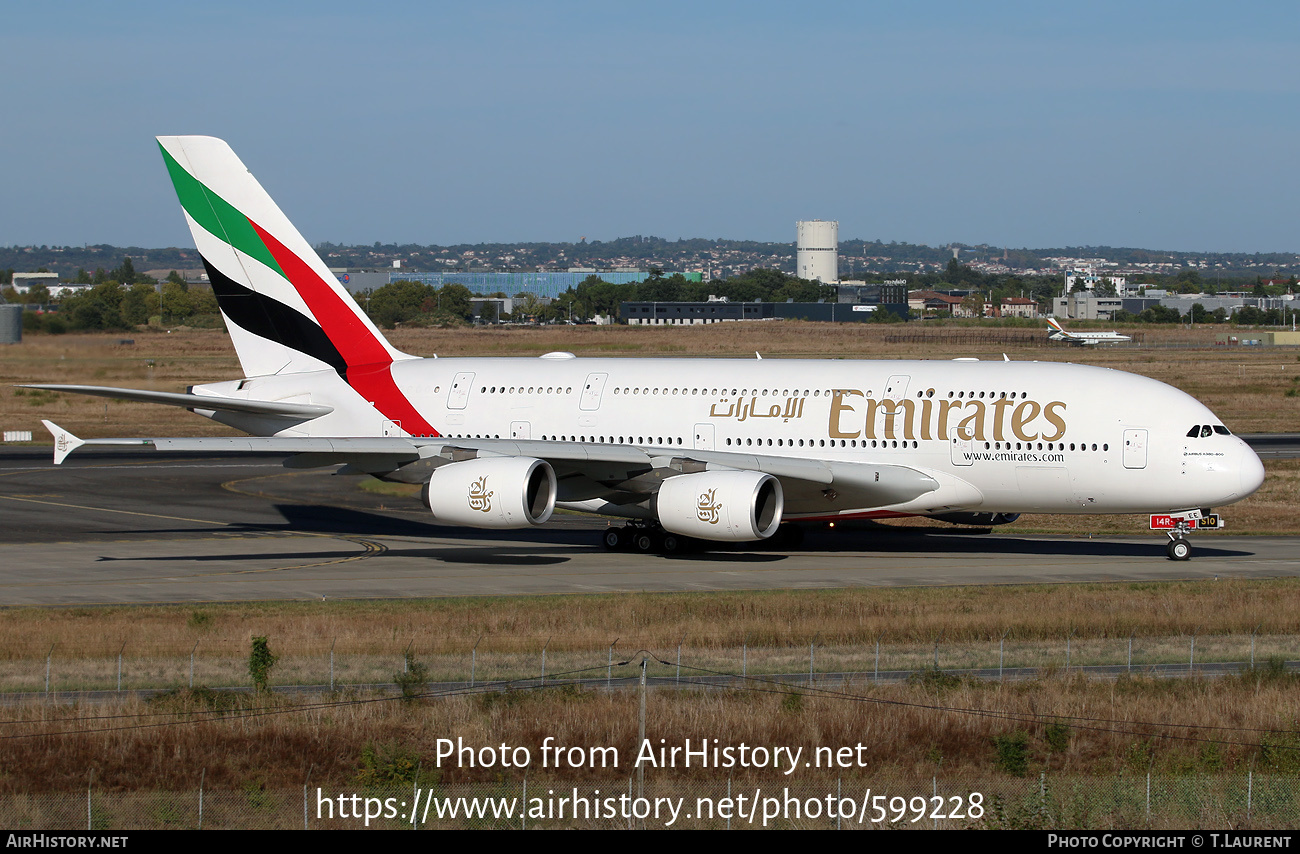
[5,238,1299,280]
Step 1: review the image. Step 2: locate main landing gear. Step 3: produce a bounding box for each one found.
[602,523,693,554]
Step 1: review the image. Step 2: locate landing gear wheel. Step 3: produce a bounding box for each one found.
[633,531,658,553]
[1167,535,1192,561]
[660,533,683,554]
[602,528,626,551]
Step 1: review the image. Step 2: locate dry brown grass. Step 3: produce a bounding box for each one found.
[2,580,1298,665]
[3,668,1299,792]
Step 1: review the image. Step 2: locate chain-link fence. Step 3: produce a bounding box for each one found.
[0,632,1294,696]
[3,772,1297,830]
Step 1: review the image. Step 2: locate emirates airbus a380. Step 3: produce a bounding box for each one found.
[28,137,1265,561]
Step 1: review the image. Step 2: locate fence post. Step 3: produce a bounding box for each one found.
[303,765,313,830]
[330,638,336,692]
[837,777,842,830]
[471,635,483,689]
[677,633,685,685]
[541,636,551,686]
[117,641,126,692]
[46,643,54,697]
[1145,768,1151,825]
[607,638,618,689]
[190,641,198,689]
[1247,768,1253,823]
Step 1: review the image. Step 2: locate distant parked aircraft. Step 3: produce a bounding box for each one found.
[1046,318,1132,346]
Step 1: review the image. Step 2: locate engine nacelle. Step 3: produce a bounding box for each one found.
[656,470,784,541]
[421,457,556,528]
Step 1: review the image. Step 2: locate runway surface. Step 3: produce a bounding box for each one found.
[1,446,1297,606]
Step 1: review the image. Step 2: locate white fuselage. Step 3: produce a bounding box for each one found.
[196,354,1265,520]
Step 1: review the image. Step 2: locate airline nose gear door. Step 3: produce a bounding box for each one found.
[447,372,475,410]
[1123,429,1148,469]
[580,373,608,411]
[694,423,715,450]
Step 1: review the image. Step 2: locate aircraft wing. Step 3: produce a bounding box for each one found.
[41,422,940,515]
[21,385,333,419]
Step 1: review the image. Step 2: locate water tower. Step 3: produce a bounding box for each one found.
[796,220,838,283]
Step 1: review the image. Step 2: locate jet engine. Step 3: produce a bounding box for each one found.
[656,470,784,541]
[421,457,556,528]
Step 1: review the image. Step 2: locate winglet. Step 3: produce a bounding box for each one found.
[43,420,84,465]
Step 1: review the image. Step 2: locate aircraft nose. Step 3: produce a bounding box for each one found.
[1238,441,1266,498]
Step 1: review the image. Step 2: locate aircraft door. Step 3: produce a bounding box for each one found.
[381,419,403,437]
[447,372,475,410]
[1123,429,1148,469]
[884,375,910,401]
[510,421,531,440]
[580,372,608,411]
[950,435,973,466]
[694,423,715,450]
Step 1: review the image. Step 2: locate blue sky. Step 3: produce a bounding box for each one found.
[3,2,1298,252]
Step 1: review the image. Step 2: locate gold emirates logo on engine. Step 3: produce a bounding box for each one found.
[467,476,493,513]
[696,488,722,524]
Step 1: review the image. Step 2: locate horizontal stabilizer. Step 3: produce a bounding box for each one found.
[42,420,149,464]
[20,385,332,419]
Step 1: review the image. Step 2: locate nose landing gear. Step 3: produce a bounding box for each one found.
[1166,530,1192,561]
[1154,511,1219,561]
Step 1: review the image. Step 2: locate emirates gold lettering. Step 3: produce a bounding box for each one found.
[1011,400,1041,441]
[828,390,863,439]
[864,398,915,440]
[991,397,1015,442]
[467,476,493,513]
[819,389,1067,444]
[1041,401,1067,442]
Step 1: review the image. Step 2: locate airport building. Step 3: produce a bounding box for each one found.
[620,298,907,325]
[332,269,702,299]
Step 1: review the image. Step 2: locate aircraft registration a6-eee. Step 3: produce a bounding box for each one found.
[31,137,1266,561]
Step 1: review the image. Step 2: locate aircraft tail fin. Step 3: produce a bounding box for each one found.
[156,136,410,379]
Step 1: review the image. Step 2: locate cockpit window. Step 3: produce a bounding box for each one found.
[1200,425,1212,438]
[1213,425,1231,435]
[1187,426,1201,438]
